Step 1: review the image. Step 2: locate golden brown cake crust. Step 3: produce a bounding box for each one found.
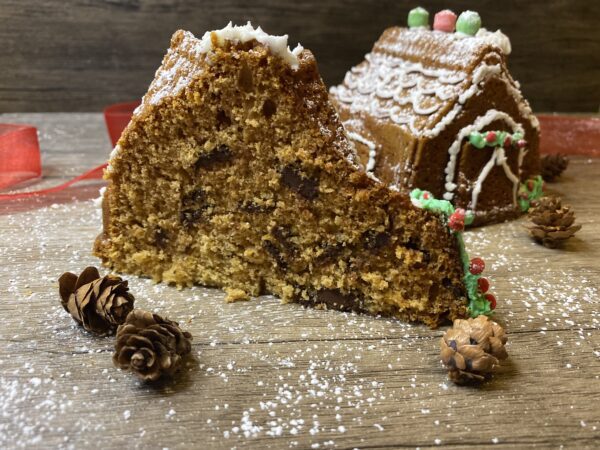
[94,29,469,327]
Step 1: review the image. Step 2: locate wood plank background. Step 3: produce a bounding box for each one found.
[1,0,599,113]
[0,113,599,448]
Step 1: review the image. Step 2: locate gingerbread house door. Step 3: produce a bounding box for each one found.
[445,113,526,223]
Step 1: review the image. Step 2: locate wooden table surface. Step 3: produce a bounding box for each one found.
[0,113,599,449]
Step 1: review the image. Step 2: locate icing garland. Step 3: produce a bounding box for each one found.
[468,130,525,149]
[410,189,495,317]
[518,175,544,211]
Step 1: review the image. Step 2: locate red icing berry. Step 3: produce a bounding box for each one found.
[527,180,535,191]
[503,135,512,148]
[448,210,465,232]
[517,139,527,148]
[485,293,497,310]
[453,208,466,220]
[469,257,485,275]
[423,192,430,199]
[477,277,490,293]
[485,131,497,143]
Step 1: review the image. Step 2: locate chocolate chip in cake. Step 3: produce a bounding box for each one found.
[280,165,319,200]
[404,236,421,251]
[262,240,287,269]
[307,289,364,313]
[195,144,233,170]
[362,230,391,250]
[316,241,345,263]
[239,200,275,214]
[216,109,232,129]
[262,99,277,118]
[180,188,210,226]
[154,227,169,249]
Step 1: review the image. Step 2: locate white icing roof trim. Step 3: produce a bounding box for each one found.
[198,22,304,69]
[475,28,512,55]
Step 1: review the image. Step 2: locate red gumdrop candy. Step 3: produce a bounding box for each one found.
[477,277,490,293]
[485,293,497,310]
[485,131,497,143]
[433,10,457,32]
[469,257,485,275]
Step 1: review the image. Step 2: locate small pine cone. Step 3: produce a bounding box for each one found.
[526,196,581,248]
[541,154,569,182]
[113,310,192,382]
[58,266,135,336]
[440,315,508,385]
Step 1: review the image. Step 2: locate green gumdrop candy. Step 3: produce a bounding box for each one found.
[456,10,481,36]
[469,132,486,149]
[408,7,429,28]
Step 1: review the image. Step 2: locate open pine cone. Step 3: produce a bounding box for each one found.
[113,310,192,382]
[541,154,569,182]
[58,266,135,336]
[440,315,508,385]
[526,196,581,248]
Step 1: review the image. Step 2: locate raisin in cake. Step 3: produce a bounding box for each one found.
[94,22,492,327]
[330,9,541,226]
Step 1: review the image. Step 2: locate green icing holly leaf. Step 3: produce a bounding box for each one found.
[518,175,544,212]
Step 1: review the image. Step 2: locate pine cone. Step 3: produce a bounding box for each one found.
[526,196,581,248]
[113,310,192,382]
[58,266,135,336]
[541,154,569,182]
[440,315,508,385]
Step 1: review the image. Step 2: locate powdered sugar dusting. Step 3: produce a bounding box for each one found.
[1,186,598,447]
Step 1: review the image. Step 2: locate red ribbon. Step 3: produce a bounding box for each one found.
[0,101,139,202]
[0,124,42,190]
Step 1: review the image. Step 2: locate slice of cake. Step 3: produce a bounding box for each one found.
[330,8,542,226]
[94,22,493,327]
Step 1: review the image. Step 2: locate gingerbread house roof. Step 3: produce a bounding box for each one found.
[330,27,539,140]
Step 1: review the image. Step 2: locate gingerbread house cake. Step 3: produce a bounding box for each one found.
[330,8,542,226]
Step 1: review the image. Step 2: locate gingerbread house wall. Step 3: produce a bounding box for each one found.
[408,72,539,224]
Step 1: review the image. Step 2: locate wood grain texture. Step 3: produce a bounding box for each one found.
[0,113,599,449]
[1,0,599,113]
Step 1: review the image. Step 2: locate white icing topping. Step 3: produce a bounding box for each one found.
[198,22,304,69]
[476,28,512,55]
